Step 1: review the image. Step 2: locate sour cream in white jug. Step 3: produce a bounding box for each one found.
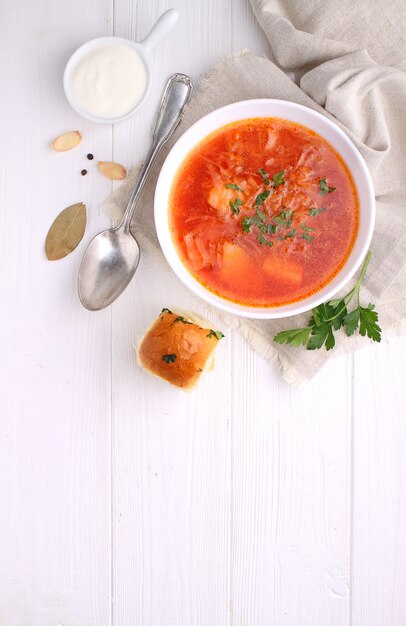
[69,43,148,120]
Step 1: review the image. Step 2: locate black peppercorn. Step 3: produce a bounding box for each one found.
[87,153,94,160]
[81,169,87,176]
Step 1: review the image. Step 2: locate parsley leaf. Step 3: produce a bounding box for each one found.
[302,224,315,232]
[307,323,334,350]
[273,251,381,351]
[301,224,315,242]
[207,329,225,340]
[342,309,360,336]
[161,308,172,314]
[173,316,192,324]
[284,228,297,239]
[229,197,243,215]
[359,304,381,341]
[255,190,271,206]
[241,207,269,233]
[273,209,293,227]
[319,178,336,195]
[162,353,176,363]
[308,207,327,217]
[226,183,243,192]
[242,216,254,233]
[274,327,312,347]
[255,207,266,221]
[329,302,348,331]
[258,168,270,185]
[258,232,273,247]
[272,170,285,187]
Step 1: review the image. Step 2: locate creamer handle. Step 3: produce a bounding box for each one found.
[139,9,179,54]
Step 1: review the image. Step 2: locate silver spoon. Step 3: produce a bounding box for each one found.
[78,73,193,311]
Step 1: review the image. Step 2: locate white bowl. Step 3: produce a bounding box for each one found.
[154,99,375,319]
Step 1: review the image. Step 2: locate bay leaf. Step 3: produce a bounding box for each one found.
[45,202,86,260]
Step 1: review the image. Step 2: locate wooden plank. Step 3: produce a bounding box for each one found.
[228,2,351,624]
[0,1,113,624]
[352,336,406,626]
[111,1,233,624]
[229,332,351,625]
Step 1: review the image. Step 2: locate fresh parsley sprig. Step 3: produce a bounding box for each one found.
[274,251,381,351]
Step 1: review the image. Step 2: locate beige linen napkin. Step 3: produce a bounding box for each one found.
[103,0,406,383]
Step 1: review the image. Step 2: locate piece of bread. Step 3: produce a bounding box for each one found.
[138,308,224,389]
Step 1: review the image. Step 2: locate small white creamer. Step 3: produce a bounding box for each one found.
[70,43,148,119]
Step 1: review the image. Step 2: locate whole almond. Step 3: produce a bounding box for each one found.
[51,130,82,152]
[98,161,127,180]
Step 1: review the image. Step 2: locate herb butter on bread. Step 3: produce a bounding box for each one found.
[138,308,224,389]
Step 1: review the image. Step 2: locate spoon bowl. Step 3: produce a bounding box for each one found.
[78,229,140,311]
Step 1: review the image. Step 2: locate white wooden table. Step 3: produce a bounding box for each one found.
[1,1,406,624]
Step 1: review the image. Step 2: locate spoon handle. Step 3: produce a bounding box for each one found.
[120,73,193,233]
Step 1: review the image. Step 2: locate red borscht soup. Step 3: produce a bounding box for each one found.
[169,118,359,307]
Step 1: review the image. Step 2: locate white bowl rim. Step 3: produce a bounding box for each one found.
[154,98,376,320]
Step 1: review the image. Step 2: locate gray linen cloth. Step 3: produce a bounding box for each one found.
[103,0,406,383]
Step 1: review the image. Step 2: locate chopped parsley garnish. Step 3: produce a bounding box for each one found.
[258,168,270,185]
[255,207,267,222]
[274,251,381,351]
[226,183,243,192]
[173,315,192,324]
[308,207,327,217]
[242,208,268,233]
[241,206,306,245]
[272,170,285,187]
[242,216,253,233]
[319,178,335,195]
[162,353,176,363]
[255,190,271,206]
[161,308,172,314]
[302,224,315,232]
[258,232,273,247]
[239,169,324,245]
[207,329,225,340]
[273,209,293,227]
[229,197,243,215]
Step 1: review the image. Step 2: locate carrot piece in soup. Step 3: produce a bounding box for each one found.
[262,254,303,285]
[218,241,257,288]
